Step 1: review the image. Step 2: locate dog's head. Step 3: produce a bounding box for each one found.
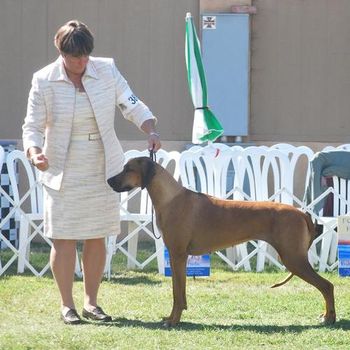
[107,157,156,192]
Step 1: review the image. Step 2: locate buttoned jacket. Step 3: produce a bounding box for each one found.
[23,56,154,190]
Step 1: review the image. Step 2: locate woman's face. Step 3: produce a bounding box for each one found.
[62,54,89,76]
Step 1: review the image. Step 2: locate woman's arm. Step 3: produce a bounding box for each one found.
[22,75,49,171]
[111,59,161,151]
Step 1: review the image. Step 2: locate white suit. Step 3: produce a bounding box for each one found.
[22,56,155,190]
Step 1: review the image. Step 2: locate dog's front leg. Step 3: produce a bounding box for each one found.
[163,252,188,327]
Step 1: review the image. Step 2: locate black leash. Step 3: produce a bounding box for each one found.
[149,149,161,240]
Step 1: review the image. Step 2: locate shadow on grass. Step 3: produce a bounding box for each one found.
[85,316,350,333]
[0,271,160,286]
[107,275,161,286]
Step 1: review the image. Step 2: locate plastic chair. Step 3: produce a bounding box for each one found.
[0,144,4,164]
[180,146,223,196]
[0,145,5,270]
[7,150,45,275]
[304,147,350,271]
[222,146,255,271]
[271,143,314,198]
[319,176,350,272]
[234,146,292,271]
[179,144,252,271]
[105,149,180,277]
[310,145,350,272]
[270,144,318,266]
[182,143,235,198]
[6,150,81,276]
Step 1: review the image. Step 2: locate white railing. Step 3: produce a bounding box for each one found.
[0,145,348,276]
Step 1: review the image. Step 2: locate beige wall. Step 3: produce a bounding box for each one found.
[250,0,350,144]
[1,0,350,150]
[200,0,251,12]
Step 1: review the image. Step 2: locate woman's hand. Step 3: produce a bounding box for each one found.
[140,119,161,152]
[148,132,161,152]
[31,153,49,171]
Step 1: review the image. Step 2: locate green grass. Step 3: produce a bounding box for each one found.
[1,248,350,350]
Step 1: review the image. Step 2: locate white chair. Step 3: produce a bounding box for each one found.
[179,144,252,271]
[0,145,21,275]
[105,149,180,277]
[306,147,350,271]
[0,145,5,271]
[180,145,225,196]
[6,150,81,276]
[6,150,45,275]
[318,176,350,272]
[234,146,292,271]
[221,146,255,271]
[312,147,350,272]
[182,143,234,199]
[270,144,319,264]
[271,143,314,201]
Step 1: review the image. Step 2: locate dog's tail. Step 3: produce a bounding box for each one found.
[270,273,294,288]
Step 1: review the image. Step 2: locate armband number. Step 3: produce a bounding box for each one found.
[128,95,138,105]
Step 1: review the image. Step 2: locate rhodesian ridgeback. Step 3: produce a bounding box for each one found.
[107,157,336,327]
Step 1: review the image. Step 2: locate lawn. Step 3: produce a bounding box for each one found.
[1,248,350,350]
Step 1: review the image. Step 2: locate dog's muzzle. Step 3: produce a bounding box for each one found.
[107,174,132,192]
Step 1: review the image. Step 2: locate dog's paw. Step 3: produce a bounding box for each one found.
[161,315,180,328]
[162,319,179,328]
[319,312,336,325]
[162,320,172,328]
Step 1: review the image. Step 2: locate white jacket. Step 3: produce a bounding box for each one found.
[22,56,155,190]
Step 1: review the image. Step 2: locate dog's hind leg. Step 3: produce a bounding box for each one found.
[280,253,336,325]
[162,252,188,327]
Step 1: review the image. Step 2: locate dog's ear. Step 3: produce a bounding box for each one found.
[140,157,156,189]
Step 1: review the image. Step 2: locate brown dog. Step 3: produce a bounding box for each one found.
[107,157,336,327]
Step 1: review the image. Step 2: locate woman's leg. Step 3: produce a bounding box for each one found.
[82,238,106,309]
[50,239,77,311]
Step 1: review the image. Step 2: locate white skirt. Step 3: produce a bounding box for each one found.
[43,91,120,240]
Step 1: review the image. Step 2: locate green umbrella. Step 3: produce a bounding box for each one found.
[185,12,224,144]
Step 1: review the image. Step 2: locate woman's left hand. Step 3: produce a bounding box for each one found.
[148,132,161,152]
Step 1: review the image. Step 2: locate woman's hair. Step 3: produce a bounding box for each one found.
[54,20,94,56]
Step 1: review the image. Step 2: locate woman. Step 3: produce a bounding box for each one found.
[22,20,161,325]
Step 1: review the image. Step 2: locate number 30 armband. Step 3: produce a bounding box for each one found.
[117,87,140,113]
